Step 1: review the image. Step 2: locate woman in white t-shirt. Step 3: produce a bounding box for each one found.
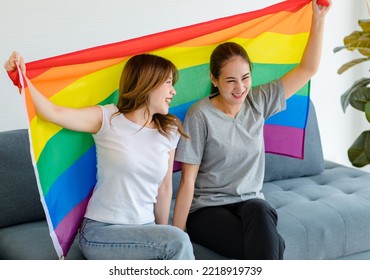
[4,53,194,260]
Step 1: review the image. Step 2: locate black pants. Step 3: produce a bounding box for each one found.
[186,198,285,260]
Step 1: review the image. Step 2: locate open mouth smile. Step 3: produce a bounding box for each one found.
[232,91,245,99]
[165,97,172,106]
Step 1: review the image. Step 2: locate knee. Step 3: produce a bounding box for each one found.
[244,199,278,223]
[168,226,192,246]
[165,226,194,259]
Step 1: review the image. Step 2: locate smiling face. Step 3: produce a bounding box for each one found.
[117,54,178,118]
[211,55,252,107]
[149,74,176,115]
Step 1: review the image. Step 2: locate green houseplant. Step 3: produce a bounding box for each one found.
[334,18,370,167]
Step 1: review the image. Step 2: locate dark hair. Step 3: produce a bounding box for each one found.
[113,54,188,138]
[209,42,252,94]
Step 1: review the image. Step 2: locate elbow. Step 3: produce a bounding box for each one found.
[35,103,62,124]
[308,65,319,77]
[158,181,173,198]
[301,63,319,80]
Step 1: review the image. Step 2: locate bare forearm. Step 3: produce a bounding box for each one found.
[300,12,325,76]
[26,77,61,124]
[281,1,330,99]
[154,185,172,225]
[173,181,194,230]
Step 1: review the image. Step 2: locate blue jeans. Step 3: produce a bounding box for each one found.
[79,218,195,260]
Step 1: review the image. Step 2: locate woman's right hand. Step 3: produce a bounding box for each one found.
[4,51,26,74]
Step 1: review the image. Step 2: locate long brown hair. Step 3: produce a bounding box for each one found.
[113,54,188,138]
[209,42,252,94]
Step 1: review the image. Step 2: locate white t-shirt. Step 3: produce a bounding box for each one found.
[84,104,180,224]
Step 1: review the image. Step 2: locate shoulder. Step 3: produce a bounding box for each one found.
[93,104,119,135]
[101,103,118,113]
[169,128,181,147]
[248,79,283,104]
[186,96,211,117]
[251,79,283,95]
[97,104,119,118]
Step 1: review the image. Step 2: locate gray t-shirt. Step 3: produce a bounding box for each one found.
[175,79,286,212]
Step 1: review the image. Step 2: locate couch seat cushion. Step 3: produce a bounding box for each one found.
[0,220,84,260]
[263,161,370,259]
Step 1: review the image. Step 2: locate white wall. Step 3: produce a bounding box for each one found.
[0,0,369,171]
[0,0,289,131]
[310,0,370,171]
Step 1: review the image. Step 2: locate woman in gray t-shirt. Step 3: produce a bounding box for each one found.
[173,0,331,260]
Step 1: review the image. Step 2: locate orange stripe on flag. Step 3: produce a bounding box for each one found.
[174,8,311,47]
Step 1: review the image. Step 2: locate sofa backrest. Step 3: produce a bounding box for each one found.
[0,129,45,228]
[264,100,325,181]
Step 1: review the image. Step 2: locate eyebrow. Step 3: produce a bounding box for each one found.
[225,73,250,80]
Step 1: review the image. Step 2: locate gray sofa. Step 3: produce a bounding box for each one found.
[1,102,370,260]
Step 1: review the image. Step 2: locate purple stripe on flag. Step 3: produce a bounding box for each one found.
[264,124,305,159]
[54,191,93,256]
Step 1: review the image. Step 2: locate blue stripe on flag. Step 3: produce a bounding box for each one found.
[265,94,309,128]
[45,145,97,229]
[170,100,198,122]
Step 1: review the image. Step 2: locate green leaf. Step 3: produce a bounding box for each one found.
[359,19,370,32]
[340,78,370,112]
[349,87,370,111]
[337,57,370,74]
[366,102,370,122]
[348,131,370,167]
[343,31,370,56]
[333,46,346,53]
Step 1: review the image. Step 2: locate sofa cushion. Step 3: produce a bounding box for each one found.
[263,161,370,259]
[0,129,45,228]
[0,220,84,260]
[264,101,324,182]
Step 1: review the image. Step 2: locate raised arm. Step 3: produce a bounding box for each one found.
[4,52,102,133]
[281,0,331,99]
[172,163,199,230]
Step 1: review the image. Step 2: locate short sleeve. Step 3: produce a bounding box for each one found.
[175,105,206,165]
[170,129,181,150]
[249,79,286,119]
[94,104,117,136]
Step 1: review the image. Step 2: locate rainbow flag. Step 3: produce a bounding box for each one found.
[9,0,313,258]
